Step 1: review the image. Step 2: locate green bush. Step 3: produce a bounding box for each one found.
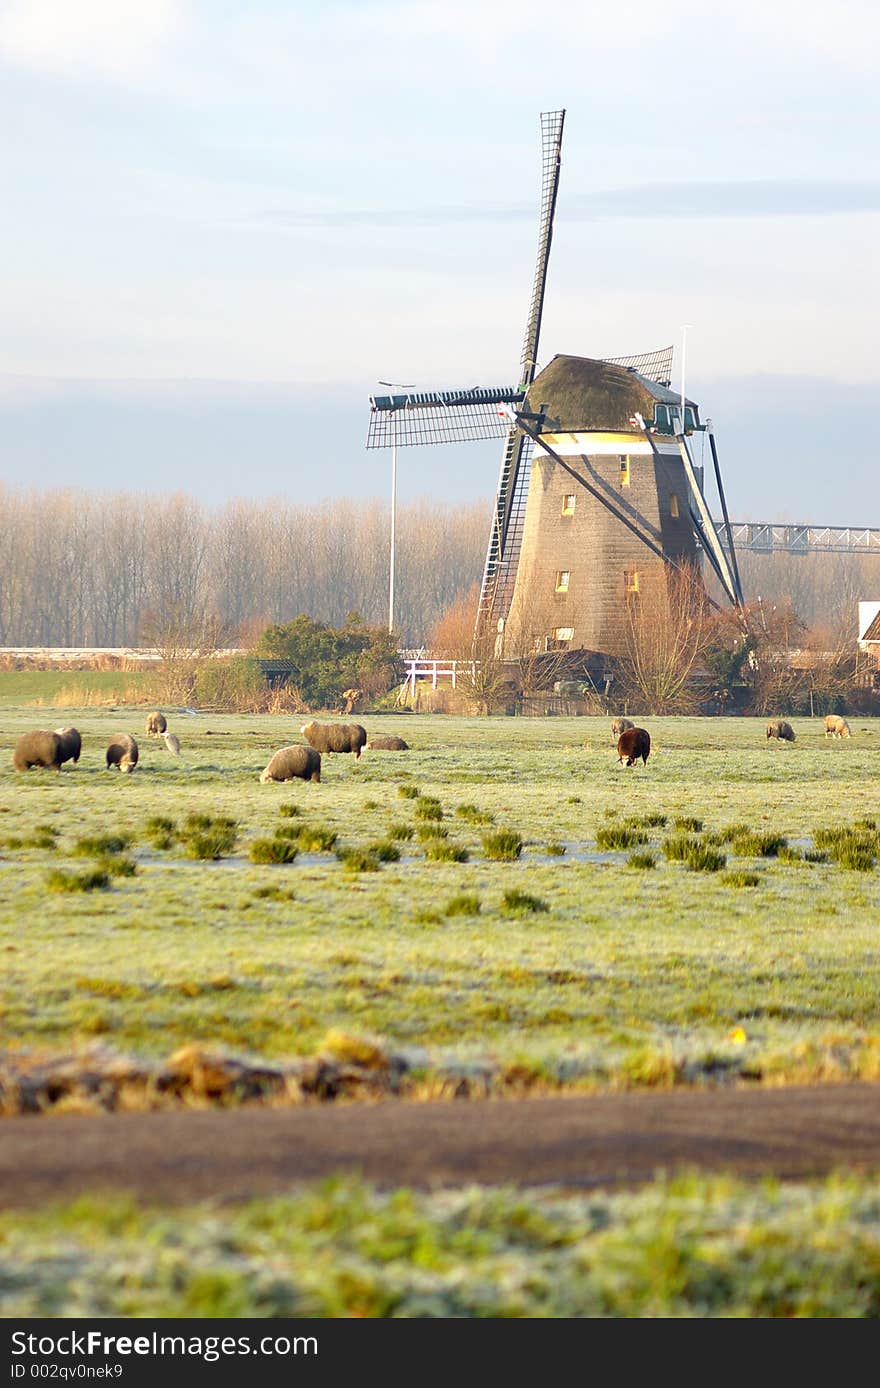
[180,816,238,860]
[255,613,401,709]
[482,829,523,861]
[414,797,443,822]
[416,823,448,841]
[249,838,298,864]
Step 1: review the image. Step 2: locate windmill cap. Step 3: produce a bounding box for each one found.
[525,354,698,433]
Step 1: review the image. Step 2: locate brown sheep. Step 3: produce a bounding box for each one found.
[301,720,367,759]
[106,733,139,773]
[617,726,651,766]
[766,719,795,742]
[824,714,851,739]
[12,730,63,773]
[611,716,635,740]
[54,726,82,767]
[145,712,167,737]
[367,735,410,751]
[260,745,322,783]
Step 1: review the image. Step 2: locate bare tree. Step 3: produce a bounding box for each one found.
[618,562,711,714]
[428,583,512,715]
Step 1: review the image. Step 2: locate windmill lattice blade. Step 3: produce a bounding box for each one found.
[366,386,524,449]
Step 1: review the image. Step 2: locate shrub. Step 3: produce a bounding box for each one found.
[595,825,648,850]
[720,870,761,887]
[398,785,420,800]
[47,868,111,893]
[255,613,401,709]
[685,844,726,873]
[414,797,443,822]
[249,838,298,864]
[424,839,469,862]
[673,816,704,833]
[482,829,523,861]
[627,852,656,870]
[444,893,481,916]
[500,889,548,915]
[73,834,132,858]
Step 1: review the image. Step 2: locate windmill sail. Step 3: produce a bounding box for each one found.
[476,109,566,634]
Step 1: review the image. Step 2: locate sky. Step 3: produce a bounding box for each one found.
[0,0,878,524]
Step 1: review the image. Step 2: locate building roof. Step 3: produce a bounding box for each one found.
[525,354,697,434]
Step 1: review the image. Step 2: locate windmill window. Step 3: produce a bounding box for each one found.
[670,494,679,518]
[624,567,639,593]
[554,627,574,642]
[555,570,570,593]
[561,493,576,515]
[620,456,631,487]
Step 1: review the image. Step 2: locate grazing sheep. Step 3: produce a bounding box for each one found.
[163,732,181,755]
[824,714,851,739]
[367,735,410,751]
[300,720,367,760]
[145,712,167,737]
[106,733,139,773]
[611,716,635,740]
[617,726,651,767]
[54,726,82,767]
[260,745,322,784]
[766,719,796,742]
[12,730,63,773]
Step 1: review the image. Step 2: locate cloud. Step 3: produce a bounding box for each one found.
[0,0,184,80]
[259,180,880,229]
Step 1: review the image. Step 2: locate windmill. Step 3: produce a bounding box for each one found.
[366,110,744,662]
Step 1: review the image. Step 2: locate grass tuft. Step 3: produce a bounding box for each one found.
[720,870,762,887]
[673,816,704,833]
[662,834,700,862]
[47,868,111,893]
[545,842,566,856]
[414,797,443,822]
[730,832,787,858]
[627,852,657,870]
[500,889,548,916]
[596,825,648,850]
[455,803,494,826]
[278,804,301,818]
[685,844,726,873]
[367,839,401,863]
[295,825,338,852]
[249,838,298,865]
[423,839,469,862]
[444,892,481,916]
[397,784,420,799]
[335,847,381,873]
[387,821,414,841]
[482,829,523,861]
[73,834,132,858]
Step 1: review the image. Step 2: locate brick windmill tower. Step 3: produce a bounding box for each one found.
[366,110,743,660]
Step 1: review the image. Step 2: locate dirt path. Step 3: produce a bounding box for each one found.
[3,1082,880,1209]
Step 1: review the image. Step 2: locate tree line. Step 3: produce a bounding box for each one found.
[0,487,488,649]
[0,482,876,655]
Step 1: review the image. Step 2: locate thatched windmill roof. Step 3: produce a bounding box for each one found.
[525,354,696,433]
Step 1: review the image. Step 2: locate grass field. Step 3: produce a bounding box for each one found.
[3,703,880,1316]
